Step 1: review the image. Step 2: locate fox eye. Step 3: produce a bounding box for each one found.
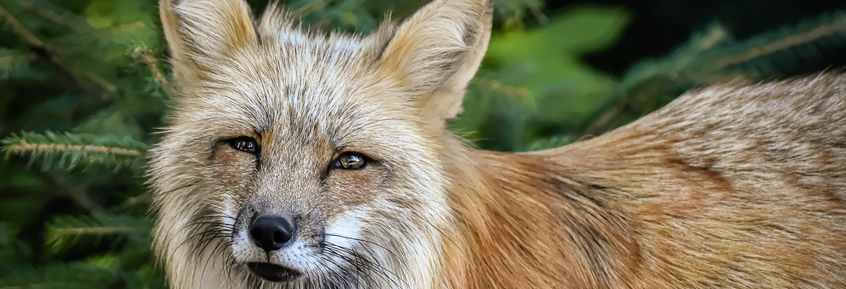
[330,152,368,170]
[228,137,259,155]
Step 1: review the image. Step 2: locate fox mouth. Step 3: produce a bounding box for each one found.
[247,262,301,282]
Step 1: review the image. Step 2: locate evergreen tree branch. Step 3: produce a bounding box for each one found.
[1,131,148,171]
[0,2,116,98]
[46,213,152,253]
[21,1,87,32]
[0,51,35,64]
[134,47,176,98]
[51,226,137,235]
[0,50,36,79]
[580,81,665,138]
[8,139,142,157]
[44,171,102,213]
[0,3,43,46]
[591,13,846,137]
[713,19,846,68]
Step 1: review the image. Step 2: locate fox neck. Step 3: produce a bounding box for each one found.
[434,136,640,289]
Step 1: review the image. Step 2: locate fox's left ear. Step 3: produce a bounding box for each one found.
[159,0,258,89]
[378,0,493,123]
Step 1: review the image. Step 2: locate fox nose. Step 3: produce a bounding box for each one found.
[249,216,295,252]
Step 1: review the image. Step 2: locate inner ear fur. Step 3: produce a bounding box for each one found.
[159,0,258,88]
[377,0,493,122]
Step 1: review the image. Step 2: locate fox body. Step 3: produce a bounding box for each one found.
[148,0,846,288]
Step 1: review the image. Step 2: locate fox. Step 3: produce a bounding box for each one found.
[147,0,846,288]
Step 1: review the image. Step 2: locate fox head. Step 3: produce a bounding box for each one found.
[148,0,492,288]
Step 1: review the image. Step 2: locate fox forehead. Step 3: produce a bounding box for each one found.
[180,29,409,147]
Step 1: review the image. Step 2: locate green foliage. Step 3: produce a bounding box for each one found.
[1,262,121,288]
[1,213,159,288]
[2,131,147,171]
[454,5,630,151]
[0,0,843,287]
[623,12,846,91]
[454,8,846,151]
[46,213,152,254]
[0,48,38,80]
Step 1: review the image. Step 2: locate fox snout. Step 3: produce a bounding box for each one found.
[245,214,301,282]
[231,200,325,283]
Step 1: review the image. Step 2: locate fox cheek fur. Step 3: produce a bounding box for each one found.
[150,0,846,288]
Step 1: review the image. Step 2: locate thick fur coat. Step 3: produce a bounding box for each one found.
[148,0,846,288]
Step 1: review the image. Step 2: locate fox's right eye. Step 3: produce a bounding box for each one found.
[228,137,260,155]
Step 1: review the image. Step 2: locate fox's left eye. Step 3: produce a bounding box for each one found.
[228,137,259,155]
[330,152,369,170]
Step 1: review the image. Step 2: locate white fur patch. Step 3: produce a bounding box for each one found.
[325,209,368,249]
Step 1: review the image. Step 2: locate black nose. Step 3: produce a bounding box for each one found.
[249,216,294,252]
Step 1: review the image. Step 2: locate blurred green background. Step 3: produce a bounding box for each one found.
[1,0,845,287]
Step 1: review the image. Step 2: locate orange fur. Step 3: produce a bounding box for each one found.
[436,74,846,288]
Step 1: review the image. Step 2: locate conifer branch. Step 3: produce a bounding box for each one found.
[21,1,88,32]
[0,3,116,98]
[0,50,36,79]
[1,131,148,171]
[0,51,35,64]
[592,13,846,137]
[8,140,143,157]
[134,47,177,98]
[0,3,44,47]
[46,213,152,253]
[44,171,102,213]
[713,19,846,68]
[51,226,137,236]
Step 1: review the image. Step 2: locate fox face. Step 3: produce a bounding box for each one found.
[149,0,492,288]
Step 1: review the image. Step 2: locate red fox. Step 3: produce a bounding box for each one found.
[148,0,846,288]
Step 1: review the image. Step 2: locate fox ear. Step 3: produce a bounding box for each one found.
[159,0,258,88]
[378,0,493,122]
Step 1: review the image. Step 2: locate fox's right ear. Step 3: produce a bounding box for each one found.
[159,0,258,88]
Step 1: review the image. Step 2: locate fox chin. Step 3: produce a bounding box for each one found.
[148,0,846,288]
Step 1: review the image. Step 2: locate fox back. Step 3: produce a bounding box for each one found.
[148,0,846,288]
